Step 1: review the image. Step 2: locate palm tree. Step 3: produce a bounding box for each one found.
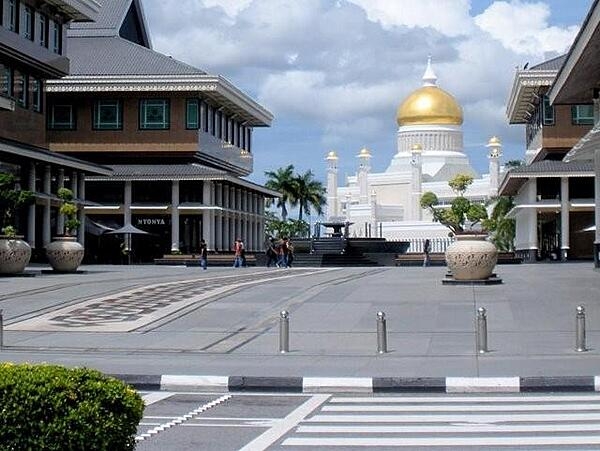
[292,170,326,222]
[264,165,295,221]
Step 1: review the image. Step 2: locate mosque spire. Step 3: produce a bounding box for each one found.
[422,55,438,87]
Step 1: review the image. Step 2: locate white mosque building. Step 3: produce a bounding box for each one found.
[325,58,504,247]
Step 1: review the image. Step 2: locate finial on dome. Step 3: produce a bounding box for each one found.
[326,150,338,160]
[422,55,437,87]
[357,147,372,158]
[411,143,423,154]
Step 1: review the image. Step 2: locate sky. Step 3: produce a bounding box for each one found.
[143,0,594,187]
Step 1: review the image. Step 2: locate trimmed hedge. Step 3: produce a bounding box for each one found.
[0,364,144,450]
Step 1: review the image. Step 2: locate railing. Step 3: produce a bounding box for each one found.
[402,237,454,253]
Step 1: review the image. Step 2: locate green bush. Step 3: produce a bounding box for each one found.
[0,364,144,451]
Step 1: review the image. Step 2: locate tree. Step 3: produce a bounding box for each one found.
[421,173,488,234]
[483,196,516,251]
[264,165,295,221]
[0,172,34,237]
[291,170,326,221]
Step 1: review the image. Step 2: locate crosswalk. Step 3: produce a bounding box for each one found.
[281,393,600,449]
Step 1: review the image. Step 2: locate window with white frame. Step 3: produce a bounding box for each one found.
[48,104,76,129]
[186,98,199,129]
[139,99,169,129]
[93,99,122,130]
[21,4,33,40]
[571,105,594,126]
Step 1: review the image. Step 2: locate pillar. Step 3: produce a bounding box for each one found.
[202,181,214,248]
[357,147,371,204]
[487,137,502,198]
[124,181,132,227]
[78,174,85,246]
[526,179,538,262]
[171,180,180,252]
[560,177,570,261]
[215,213,222,251]
[410,144,423,221]
[27,163,36,248]
[326,151,339,220]
[42,165,51,246]
[594,148,600,267]
[56,168,65,235]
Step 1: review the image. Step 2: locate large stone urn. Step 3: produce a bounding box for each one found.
[46,236,84,272]
[445,233,498,280]
[0,235,32,274]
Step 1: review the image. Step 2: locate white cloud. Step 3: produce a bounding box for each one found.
[143,0,585,176]
[474,1,578,54]
[347,0,473,36]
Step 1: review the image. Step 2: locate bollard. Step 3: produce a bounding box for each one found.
[0,309,3,350]
[279,310,289,354]
[376,311,387,354]
[576,305,587,352]
[476,307,488,354]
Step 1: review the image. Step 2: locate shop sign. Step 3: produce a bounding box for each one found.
[137,218,166,226]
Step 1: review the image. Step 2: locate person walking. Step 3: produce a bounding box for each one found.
[276,237,288,268]
[265,237,277,267]
[286,238,294,268]
[233,238,244,268]
[423,238,431,267]
[199,239,208,270]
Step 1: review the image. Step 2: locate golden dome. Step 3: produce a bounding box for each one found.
[397,86,463,126]
[326,150,338,160]
[486,136,502,147]
[357,147,371,158]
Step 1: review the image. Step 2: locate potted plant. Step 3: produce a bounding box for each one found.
[45,187,85,272]
[0,172,34,274]
[421,174,498,280]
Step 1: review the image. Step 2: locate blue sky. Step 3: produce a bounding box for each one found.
[144,0,594,188]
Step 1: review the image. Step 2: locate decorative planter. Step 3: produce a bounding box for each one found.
[445,233,498,280]
[0,235,32,274]
[46,236,84,272]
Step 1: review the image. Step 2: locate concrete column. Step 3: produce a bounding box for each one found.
[526,179,538,262]
[410,144,423,221]
[42,165,51,246]
[202,181,214,247]
[594,148,600,267]
[560,177,570,261]
[124,181,132,226]
[224,214,230,251]
[215,213,222,251]
[78,174,85,246]
[27,163,36,248]
[171,180,180,252]
[71,171,78,199]
[237,188,242,211]
[56,168,65,235]
[224,184,230,209]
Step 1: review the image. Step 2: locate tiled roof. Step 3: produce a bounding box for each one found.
[107,164,227,178]
[67,36,204,75]
[69,0,131,32]
[530,54,567,71]
[508,160,594,175]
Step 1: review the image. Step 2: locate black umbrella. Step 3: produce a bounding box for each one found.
[104,224,150,264]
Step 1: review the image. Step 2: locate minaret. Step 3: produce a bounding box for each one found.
[370,189,378,238]
[410,143,423,220]
[325,150,339,220]
[486,136,502,197]
[357,147,371,204]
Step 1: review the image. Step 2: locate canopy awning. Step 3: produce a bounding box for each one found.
[564,123,600,162]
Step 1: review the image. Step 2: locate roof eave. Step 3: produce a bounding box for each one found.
[46,75,273,126]
[548,0,600,104]
[47,0,102,22]
[506,70,557,124]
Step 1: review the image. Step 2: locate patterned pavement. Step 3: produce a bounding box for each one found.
[6,269,328,333]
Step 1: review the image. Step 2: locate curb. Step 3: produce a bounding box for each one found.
[109,374,600,394]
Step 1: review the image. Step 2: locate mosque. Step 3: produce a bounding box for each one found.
[325,58,503,246]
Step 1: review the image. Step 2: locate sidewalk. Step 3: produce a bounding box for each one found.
[1,262,599,391]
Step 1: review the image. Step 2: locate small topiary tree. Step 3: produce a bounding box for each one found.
[0,363,144,450]
[57,187,80,236]
[0,172,34,237]
[421,173,488,234]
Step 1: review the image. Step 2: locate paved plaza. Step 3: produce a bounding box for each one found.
[0,262,599,381]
